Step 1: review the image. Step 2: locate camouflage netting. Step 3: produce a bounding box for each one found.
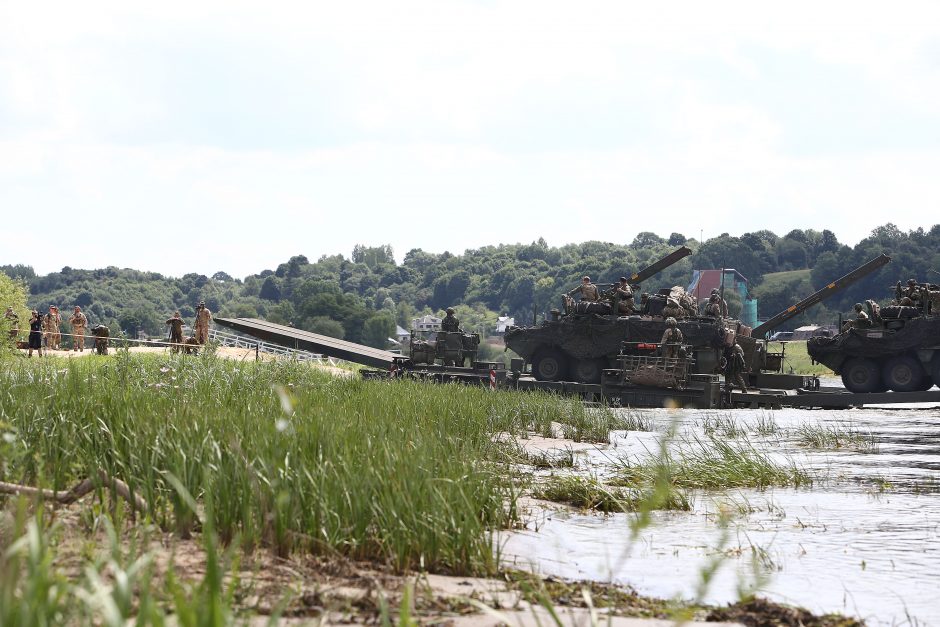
[808,316,940,368]
[504,315,727,361]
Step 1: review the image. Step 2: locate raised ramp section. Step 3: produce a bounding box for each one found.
[214,318,398,369]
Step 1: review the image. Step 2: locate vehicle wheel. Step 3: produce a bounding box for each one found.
[882,355,925,392]
[916,373,934,391]
[571,358,606,384]
[841,358,882,393]
[532,349,569,382]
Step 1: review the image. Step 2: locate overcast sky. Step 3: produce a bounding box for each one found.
[2,1,939,278]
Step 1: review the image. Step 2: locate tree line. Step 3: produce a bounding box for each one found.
[3,223,936,346]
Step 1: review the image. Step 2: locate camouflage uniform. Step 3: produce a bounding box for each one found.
[69,308,88,351]
[711,289,728,317]
[47,307,61,349]
[661,298,685,320]
[166,312,185,353]
[441,308,461,332]
[4,307,19,342]
[724,343,748,391]
[704,295,722,318]
[91,325,110,355]
[614,280,635,314]
[194,302,212,345]
[568,279,600,302]
[660,319,684,359]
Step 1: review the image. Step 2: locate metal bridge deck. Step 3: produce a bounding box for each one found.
[213,318,398,369]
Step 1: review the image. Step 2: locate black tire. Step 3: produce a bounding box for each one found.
[532,348,569,382]
[931,356,940,389]
[571,358,606,384]
[841,358,882,393]
[882,355,925,392]
[916,373,934,391]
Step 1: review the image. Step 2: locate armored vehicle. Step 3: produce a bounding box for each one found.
[808,279,940,393]
[503,246,743,383]
[409,330,480,367]
[506,250,891,385]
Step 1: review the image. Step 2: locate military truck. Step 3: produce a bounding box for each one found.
[808,278,940,393]
[409,329,480,367]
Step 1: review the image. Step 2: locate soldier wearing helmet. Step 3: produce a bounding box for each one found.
[661,297,684,320]
[722,342,749,392]
[660,317,683,359]
[614,277,635,314]
[710,288,729,317]
[441,307,461,332]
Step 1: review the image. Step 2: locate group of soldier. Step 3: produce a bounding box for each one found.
[843,277,940,331]
[564,276,749,391]
[4,300,213,356]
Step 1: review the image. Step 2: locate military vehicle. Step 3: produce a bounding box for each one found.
[502,246,738,383]
[808,277,940,393]
[409,329,480,367]
[505,250,891,385]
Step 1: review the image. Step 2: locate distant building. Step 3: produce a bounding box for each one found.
[412,314,441,332]
[792,325,836,340]
[495,316,515,334]
[395,325,411,344]
[687,268,759,328]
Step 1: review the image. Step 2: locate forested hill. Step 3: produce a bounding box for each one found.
[2,223,937,346]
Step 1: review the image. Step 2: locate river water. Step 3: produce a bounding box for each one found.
[500,388,940,626]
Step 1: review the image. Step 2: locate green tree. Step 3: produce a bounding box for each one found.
[362,313,396,348]
[304,316,345,339]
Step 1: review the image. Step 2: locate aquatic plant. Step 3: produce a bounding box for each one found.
[794,422,876,452]
[532,475,690,513]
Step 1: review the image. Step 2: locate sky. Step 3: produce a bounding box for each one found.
[2,1,940,278]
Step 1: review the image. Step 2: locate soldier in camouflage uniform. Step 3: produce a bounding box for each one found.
[441,307,461,332]
[843,303,871,332]
[704,294,722,318]
[660,317,683,359]
[614,277,635,314]
[4,306,19,342]
[166,311,185,353]
[661,297,685,320]
[723,342,749,391]
[69,305,88,351]
[194,301,212,345]
[711,289,728,317]
[567,276,600,302]
[91,324,110,355]
[46,305,61,350]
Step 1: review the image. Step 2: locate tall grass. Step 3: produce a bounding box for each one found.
[615,434,812,490]
[0,354,617,576]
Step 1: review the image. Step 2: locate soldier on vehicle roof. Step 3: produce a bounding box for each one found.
[704,294,722,318]
[843,303,872,332]
[711,289,728,317]
[441,307,461,332]
[567,276,600,302]
[661,297,685,320]
[614,277,635,314]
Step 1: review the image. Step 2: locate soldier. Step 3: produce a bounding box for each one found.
[567,276,600,302]
[194,301,212,345]
[679,292,698,317]
[441,307,461,332]
[711,289,729,317]
[723,342,749,392]
[661,297,685,320]
[660,317,683,359]
[166,311,185,353]
[843,303,872,332]
[46,305,61,350]
[4,306,19,342]
[704,294,722,318]
[69,305,88,351]
[183,335,200,355]
[614,277,635,314]
[91,324,110,355]
[27,310,43,357]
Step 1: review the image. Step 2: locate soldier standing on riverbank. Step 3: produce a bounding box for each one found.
[69,306,87,351]
[45,305,61,349]
[194,301,212,345]
[166,311,185,352]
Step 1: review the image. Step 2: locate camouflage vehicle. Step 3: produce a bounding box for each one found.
[808,281,940,393]
[409,330,480,367]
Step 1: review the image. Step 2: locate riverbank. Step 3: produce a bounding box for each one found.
[0,354,862,624]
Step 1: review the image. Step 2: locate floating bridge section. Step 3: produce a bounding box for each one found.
[213,318,398,369]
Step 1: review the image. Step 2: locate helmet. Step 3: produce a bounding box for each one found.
[199,300,206,306]
[446,307,455,315]
[854,303,863,311]
[582,276,591,282]
[665,317,677,327]
[908,279,917,285]
[711,288,719,295]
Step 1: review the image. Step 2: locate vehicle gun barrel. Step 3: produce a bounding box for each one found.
[627,246,693,284]
[752,253,891,338]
